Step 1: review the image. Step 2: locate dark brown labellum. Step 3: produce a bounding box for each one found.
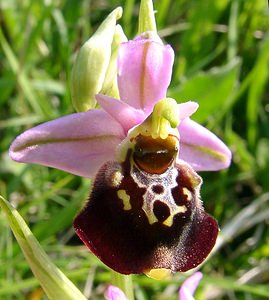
[74,134,218,274]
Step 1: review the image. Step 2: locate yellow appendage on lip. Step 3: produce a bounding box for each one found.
[117,190,132,210]
[145,268,172,280]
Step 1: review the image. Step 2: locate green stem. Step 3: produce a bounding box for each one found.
[111,271,135,300]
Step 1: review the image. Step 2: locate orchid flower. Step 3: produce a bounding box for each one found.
[9,5,231,276]
[9,32,231,178]
[105,286,128,300]
[179,272,203,300]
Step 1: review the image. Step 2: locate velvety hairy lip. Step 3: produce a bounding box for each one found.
[74,142,218,274]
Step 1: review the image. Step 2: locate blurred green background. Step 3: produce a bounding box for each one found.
[0,0,269,299]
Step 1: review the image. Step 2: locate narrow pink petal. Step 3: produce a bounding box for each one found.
[179,118,232,171]
[178,101,199,121]
[96,94,146,133]
[9,110,125,177]
[105,286,127,300]
[179,272,203,300]
[118,38,174,113]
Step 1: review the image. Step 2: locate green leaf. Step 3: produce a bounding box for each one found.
[169,58,241,123]
[215,193,269,252]
[71,7,123,112]
[0,28,45,116]
[0,195,87,300]
[225,131,255,172]
[180,0,229,67]
[246,33,269,149]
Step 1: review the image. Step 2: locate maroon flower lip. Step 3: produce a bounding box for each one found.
[74,135,219,274]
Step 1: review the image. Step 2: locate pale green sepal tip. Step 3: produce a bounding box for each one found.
[101,24,128,99]
[0,196,87,300]
[138,0,157,34]
[71,7,123,112]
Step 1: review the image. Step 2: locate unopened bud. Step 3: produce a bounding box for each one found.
[71,7,122,112]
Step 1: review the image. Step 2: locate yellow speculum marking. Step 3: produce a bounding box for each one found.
[117,190,132,210]
[143,203,158,225]
[143,201,187,227]
[162,205,187,227]
[182,187,192,201]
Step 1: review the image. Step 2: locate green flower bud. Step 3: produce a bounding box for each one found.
[71,7,123,112]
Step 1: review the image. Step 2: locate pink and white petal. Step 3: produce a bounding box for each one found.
[179,272,203,300]
[9,110,125,177]
[178,101,199,122]
[179,118,232,171]
[105,286,127,300]
[118,38,174,113]
[96,94,146,133]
